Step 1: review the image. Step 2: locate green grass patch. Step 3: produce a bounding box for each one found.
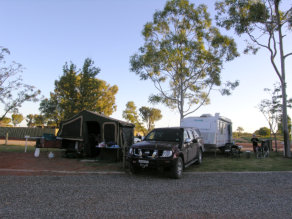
[0,144,63,153]
[0,145,35,152]
[186,151,292,172]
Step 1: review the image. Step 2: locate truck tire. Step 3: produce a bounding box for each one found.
[171,157,183,179]
[196,148,202,165]
[129,162,139,174]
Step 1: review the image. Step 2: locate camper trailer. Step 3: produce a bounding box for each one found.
[57,110,134,159]
[181,113,232,151]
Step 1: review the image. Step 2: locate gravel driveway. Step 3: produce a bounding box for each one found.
[1,171,292,218]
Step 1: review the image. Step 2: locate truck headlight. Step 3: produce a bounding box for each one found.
[161,150,173,157]
[152,150,158,158]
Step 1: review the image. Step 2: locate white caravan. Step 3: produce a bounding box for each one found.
[181,113,233,151]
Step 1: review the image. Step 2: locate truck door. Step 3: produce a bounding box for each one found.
[187,130,197,161]
[182,130,191,163]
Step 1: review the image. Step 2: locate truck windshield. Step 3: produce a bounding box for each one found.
[145,129,181,142]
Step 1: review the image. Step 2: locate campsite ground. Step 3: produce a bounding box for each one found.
[1,171,292,218]
[0,139,123,175]
[0,139,290,176]
[1,140,292,218]
[0,151,124,176]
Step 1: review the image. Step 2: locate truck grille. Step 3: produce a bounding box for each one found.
[133,149,163,158]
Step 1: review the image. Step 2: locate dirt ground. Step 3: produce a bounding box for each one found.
[0,139,124,176]
[0,151,124,176]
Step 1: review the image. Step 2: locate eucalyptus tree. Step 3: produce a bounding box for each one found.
[0,117,11,127]
[11,114,24,127]
[139,106,162,132]
[0,47,41,120]
[215,0,292,156]
[130,0,239,121]
[122,101,147,135]
[39,94,61,127]
[43,58,118,121]
[26,114,35,127]
[236,126,244,137]
[258,84,282,151]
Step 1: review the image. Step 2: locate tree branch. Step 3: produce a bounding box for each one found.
[183,83,213,118]
[284,52,292,59]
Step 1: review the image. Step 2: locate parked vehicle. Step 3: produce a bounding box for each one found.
[127,127,204,179]
[181,113,233,152]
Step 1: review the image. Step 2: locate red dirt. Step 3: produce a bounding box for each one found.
[0,150,123,176]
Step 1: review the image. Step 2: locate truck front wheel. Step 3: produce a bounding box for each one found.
[129,162,140,174]
[171,157,183,179]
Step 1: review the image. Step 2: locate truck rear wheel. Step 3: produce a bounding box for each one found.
[196,148,202,164]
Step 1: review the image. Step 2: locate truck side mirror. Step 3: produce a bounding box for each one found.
[184,138,192,144]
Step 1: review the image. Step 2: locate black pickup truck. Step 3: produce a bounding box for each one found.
[127,127,204,179]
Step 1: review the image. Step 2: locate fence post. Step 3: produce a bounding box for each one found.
[24,136,30,152]
[5,133,8,145]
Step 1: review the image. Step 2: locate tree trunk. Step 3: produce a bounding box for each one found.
[179,79,184,123]
[281,86,290,157]
[273,133,278,152]
[275,0,291,157]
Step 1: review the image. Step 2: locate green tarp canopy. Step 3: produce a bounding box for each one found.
[57,110,134,157]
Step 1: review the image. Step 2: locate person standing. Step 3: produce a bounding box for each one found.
[251,134,259,153]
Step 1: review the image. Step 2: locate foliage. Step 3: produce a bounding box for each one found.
[0,117,12,127]
[0,47,41,120]
[234,126,244,138]
[33,114,47,127]
[130,0,239,121]
[25,114,46,127]
[122,101,162,135]
[26,114,34,127]
[139,106,162,132]
[39,95,60,127]
[215,0,292,157]
[254,127,271,137]
[11,114,24,127]
[122,101,147,135]
[236,126,244,133]
[258,83,292,151]
[40,58,118,121]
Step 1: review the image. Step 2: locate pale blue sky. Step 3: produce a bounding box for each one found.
[0,0,291,133]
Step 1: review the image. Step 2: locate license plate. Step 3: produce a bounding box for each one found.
[138,160,149,164]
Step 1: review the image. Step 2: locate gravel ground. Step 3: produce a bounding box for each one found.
[1,171,292,218]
